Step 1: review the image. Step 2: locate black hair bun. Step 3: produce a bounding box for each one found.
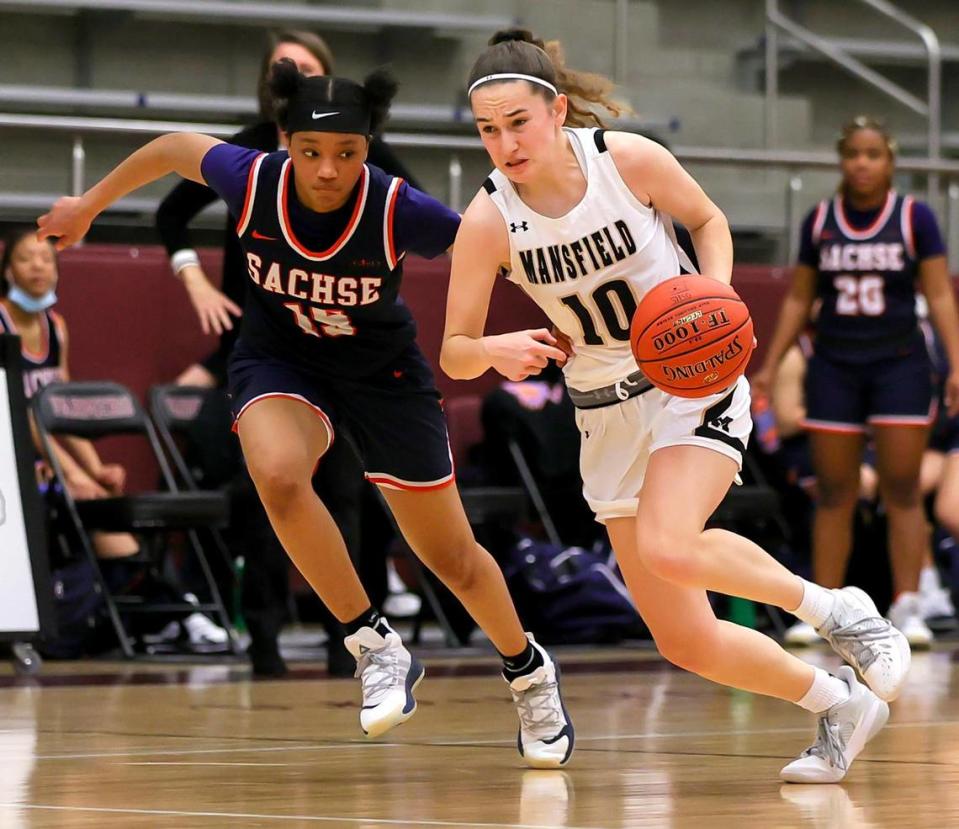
[488,28,545,49]
[268,58,302,99]
[363,67,399,107]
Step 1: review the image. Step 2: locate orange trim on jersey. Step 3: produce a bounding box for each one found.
[0,302,50,363]
[869,397,937,428]
[800,417,867,434]
[811,200,829,245]
[235,153,266,237]
[383,177,404,271]
[276,159,369,261]
[833,191,896,240]
[364,472,456,491]
[900,195,916,259]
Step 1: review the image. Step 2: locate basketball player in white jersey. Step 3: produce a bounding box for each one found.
[442,29,912,784]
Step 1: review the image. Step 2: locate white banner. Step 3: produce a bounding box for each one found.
[0,369,40,633]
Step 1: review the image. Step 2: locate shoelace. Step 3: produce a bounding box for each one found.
[512,678,565,738]
[803,712,848,772]
[355,649,401,702]
[821,617,893,673]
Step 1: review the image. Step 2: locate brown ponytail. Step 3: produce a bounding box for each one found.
[468,29,626,128]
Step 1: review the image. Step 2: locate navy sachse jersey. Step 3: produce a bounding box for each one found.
[0,304,65,398]
[809,191,922,362]
[235,152,420,379]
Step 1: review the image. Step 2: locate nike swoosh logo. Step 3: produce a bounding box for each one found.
[312,111,340,120]
[251,230,277,241]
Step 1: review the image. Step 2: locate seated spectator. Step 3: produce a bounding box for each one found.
[0,226,227,652]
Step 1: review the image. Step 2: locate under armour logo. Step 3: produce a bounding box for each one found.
[510,221,529,233]
[710,415,733,433]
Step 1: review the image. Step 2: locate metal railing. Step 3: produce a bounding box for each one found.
[0,0,513,32]
[765,0,942,202]
[2,112,958,271]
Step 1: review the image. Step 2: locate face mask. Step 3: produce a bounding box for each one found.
[6,284,57,313]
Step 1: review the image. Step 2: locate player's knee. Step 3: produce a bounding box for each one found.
[635,524,701,585]
[248,459,311,512]
[653,627,721,675]
[424,539,481,593]
[815,477,859,510]
[880,476,922,509]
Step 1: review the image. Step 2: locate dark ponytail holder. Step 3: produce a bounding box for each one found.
[488,28,546,50]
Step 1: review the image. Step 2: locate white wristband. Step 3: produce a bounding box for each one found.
[171,248,201,275]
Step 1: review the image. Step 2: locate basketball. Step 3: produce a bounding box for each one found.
[630,275,754,398]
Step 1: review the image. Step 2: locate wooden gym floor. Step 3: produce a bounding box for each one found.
[0,642,956,828]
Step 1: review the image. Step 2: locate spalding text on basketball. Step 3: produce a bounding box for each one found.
[660,335,746,382]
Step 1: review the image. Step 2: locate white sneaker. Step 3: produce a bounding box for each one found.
[183,612,230,645]
[784,621,821,646]
[816,586,911,701]
[920,585,956,621]
[344,619,424,739]
[886,592,933,649]
[780,666,889,784]
[506,635,574,769]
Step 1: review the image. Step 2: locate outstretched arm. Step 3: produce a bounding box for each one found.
[38,133,222,249]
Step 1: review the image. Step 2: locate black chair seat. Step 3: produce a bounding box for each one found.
[76,491,229,531]
[460,486,526,524]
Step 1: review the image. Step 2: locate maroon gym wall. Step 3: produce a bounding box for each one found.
[53,245,793,490]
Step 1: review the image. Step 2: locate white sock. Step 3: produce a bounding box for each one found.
[919,565,941,595]
[789,579,835,629]
[797,667,851,713]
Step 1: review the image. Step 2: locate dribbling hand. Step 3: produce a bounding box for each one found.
[483,329,569,381]
[37,197,93,251]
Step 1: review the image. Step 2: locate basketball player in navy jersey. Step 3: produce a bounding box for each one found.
[36,61,573,767]
[443,30,912,783]
[754,117,959,649]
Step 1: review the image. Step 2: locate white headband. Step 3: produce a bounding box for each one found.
[468,73,559,97]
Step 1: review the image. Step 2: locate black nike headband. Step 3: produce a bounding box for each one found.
[285,75,372,136]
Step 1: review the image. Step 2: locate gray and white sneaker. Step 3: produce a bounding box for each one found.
[506,636,574,769]
[344,619,424,738]
[781,666,889,783]
[816,586,911,701]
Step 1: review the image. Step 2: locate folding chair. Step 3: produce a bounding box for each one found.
[149,383,295,634]
[148,384,237,574]
[33,381,239,658]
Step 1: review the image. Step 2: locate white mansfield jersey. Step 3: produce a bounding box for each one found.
[484,127,689,391]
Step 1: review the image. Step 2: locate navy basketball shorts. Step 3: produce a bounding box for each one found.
[802,347,935,434]
[929,405,959,454]
[228,341,454,491]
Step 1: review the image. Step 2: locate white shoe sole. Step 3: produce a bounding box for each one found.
[361,669,424,739]
[780,694,889,784]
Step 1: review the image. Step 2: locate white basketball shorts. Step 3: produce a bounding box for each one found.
[574,376,752,523]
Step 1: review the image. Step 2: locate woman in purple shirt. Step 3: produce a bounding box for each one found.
[37,61,573,767]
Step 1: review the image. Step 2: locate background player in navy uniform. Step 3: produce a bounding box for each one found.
[154,29,419,678]
[444,30,912,784]
[754,116,959,647]
[37,61,574,768]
